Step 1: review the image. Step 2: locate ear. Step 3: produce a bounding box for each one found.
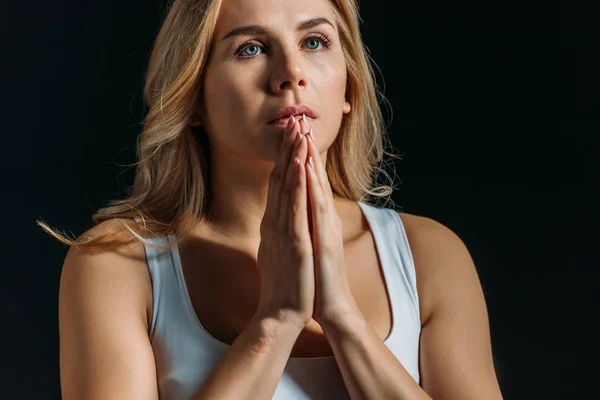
[343,100,351,115]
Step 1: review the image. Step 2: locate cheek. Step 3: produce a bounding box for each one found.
[312,61,347,125]
[313,57,347,100]
[204,72,243,115]
[203,70,253,131]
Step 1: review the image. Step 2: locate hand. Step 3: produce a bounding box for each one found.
[302,119,361,328]
[255,116,314,329]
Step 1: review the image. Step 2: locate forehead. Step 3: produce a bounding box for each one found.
[215,0,336,37]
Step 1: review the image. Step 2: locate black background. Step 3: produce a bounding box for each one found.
[3,1,597,399]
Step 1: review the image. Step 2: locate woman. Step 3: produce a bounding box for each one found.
[40,0,503,398]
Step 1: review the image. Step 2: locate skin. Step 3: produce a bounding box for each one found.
[190,0,352,243]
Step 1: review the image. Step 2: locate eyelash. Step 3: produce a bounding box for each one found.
[235,33,333,58]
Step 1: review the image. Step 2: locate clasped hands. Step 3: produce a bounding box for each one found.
[284,114,360,329]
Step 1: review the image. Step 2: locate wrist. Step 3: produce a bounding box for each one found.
[240,311,304,358]
[253,307,308,333]
[320,307,366,336]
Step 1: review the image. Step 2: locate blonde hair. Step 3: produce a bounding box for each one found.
[36,0,400,252]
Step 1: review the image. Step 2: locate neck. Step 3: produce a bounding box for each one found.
[198,142,343,244]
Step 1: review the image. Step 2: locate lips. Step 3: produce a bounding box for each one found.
[268,105,317,124]
[269,114,315,126]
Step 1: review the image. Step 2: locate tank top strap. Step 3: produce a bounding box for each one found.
[357,201,421,323]
[142,234,189,339]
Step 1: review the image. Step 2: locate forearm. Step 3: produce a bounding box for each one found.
[323,314,432,400]
[191,313,303,400]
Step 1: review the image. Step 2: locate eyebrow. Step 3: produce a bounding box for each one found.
[222,17,335,41]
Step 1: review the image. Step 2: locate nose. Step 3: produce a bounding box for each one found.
[269,46,308,94]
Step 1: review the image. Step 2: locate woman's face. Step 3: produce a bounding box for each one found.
[195,0,351,162]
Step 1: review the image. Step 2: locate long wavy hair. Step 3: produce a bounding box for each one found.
[37,0,400,252]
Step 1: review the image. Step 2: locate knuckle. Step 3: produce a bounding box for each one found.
[316,202,327,214]
[290,201,302,215]
[288,237,305,255]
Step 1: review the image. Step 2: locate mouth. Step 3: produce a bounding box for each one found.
[268,114,315,126]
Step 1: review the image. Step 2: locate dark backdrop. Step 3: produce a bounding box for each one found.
[3,1,596,399]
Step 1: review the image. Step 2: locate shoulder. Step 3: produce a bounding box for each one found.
[395,211,475,326]
[395,212,468,259]
[62,218,153,331]
[394,212,503,399]
[396,212,462,245]
[66,217,148,262]
[59,219,158,398]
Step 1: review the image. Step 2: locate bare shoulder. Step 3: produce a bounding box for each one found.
[59,218,158,399]
[65,217,149,270]
[395,212,503,399]
[62,218,153,331]
[396,212,475,326]
[396,211,460,241]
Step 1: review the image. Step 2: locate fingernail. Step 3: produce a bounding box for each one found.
[308,128,315,143]
[287,115,295,132]
[302,114,308,126]
[308,156,314,168]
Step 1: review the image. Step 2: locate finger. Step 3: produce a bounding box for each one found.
[300,115,316,233]
[305,156,328,246]
[300,114,325,195]
[288,143,310,243]
[306,129,335,203]
[277,113,310,226]
[297,114,310,165]
[300,113,311,136]
[264,116,298,227]
[278,129,309,227]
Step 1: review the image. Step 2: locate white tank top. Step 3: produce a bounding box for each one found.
[142,201,421,399]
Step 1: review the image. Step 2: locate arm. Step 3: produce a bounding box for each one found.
[59,225,159,400]
[190,311,304,400]
[321,213,503,400]
[60,220,304,400]
[323,314,430,400]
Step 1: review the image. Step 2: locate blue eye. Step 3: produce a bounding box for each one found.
[305,38,322,51]
[241,44,262,57]
[236,33,332,58]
